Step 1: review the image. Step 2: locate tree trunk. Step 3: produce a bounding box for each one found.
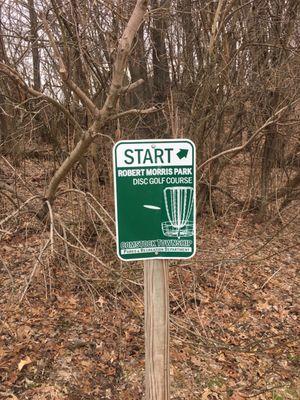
[151,0,170,103]
[0,5,10,150]
[128,25,150,106]
[28,0,41,91]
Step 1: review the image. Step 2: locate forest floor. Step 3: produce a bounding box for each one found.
[0,155,299,400]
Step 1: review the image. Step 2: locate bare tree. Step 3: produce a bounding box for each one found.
[0,0,299,219]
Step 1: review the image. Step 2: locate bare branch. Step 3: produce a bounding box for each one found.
[109,106,158,120]
[0,62,82,131]
[100,0,148,117]
[0,186,41,225]
[121,78,144,93]
[44,130,94,206]
[209,0,226,55]
[42,15,100,118]
[19,239,50,304]
[43,0,149,208]
[198,98,300,170]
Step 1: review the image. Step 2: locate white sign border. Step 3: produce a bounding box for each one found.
[113,138,196,261]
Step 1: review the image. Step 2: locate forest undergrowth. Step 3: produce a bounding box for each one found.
[0,154,299,400]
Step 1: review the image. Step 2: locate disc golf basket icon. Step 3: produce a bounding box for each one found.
[162,187,194,238]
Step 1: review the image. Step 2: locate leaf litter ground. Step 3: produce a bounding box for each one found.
[0,156,299,400]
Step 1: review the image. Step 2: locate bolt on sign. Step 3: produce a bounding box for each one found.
[113,139,196,261]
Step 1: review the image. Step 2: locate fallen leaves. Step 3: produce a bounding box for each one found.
[191,355,202,367]
[230,391,245,400]
[201,387,213,399]
[17,356,32,371]
[0,160,299,399]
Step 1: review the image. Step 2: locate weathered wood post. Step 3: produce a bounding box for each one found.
[144,259,169,400]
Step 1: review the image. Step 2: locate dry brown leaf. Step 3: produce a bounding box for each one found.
[8,395,19,400]
[0,346,6,359]
[17,325,32,340]
[256,301,271,311]
[191,356,202,367]
[230,392,244,400]
[68,295,78,306]
[201,387,213,400]
[17,355,32,371]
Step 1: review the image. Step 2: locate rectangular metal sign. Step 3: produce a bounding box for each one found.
[113,139,196,261]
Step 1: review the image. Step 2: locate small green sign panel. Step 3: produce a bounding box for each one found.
[113,139,196,261]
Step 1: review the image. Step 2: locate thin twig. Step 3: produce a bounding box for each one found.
[0,259,14,286]
[198,98,300,170]
[0,195,40,226]
[0,63,82,130]
[109,106,159,120]
[261,267,283,289]
[19,239,50,304]
[57,189,115,223]
[46,201,55,254]
[41,15,100,118]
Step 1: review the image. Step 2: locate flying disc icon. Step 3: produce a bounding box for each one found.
[162,187,194,238]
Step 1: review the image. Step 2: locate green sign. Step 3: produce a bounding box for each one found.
[113,139,196,261]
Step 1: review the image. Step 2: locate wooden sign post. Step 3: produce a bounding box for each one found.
[144,259,169,400]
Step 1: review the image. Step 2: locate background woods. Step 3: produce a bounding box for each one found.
[0,1,299,399]
[0,0,299,216]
